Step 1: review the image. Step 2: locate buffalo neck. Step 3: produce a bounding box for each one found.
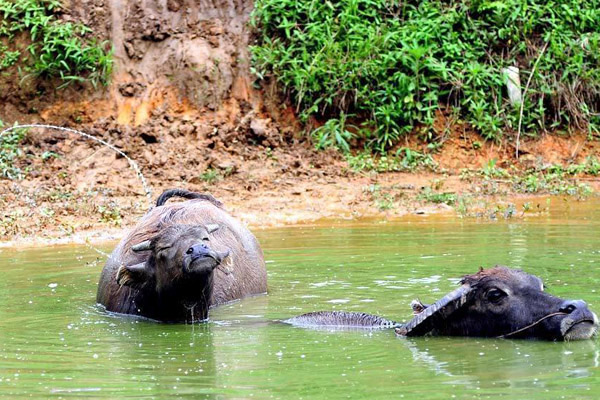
[139,273,215,323]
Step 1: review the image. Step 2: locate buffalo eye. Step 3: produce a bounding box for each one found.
[186,247,194,254]
[486,288,507,303]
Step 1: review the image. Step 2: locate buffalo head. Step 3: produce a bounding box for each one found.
[116,224,230,293]
[397,266,598,340]
[97,189,267,323]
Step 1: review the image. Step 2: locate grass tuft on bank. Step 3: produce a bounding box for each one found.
[251,0,600,152]
[0,120,27,180]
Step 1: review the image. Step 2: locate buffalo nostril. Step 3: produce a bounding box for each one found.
[560,304,576,314]
[559,300,586,314]
[187,244,210,257]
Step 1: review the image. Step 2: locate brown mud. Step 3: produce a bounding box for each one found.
[1,0,600,246]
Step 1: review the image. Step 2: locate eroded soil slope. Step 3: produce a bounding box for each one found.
[1,0,600,243]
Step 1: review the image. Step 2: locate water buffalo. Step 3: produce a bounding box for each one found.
[285,266,598,340]
[97,189,267,322]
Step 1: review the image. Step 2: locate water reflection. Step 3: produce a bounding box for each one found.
[400,336,600,388]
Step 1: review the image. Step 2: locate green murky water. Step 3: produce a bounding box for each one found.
[1,197,600,399]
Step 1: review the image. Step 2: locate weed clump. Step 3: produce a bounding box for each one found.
[251,0,600,152]
[0,0,112,87]
[460,157,598,197]
[0,120,27,179]
[347,147,436,173]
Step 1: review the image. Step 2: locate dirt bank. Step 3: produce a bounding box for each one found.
[1,0,600,246]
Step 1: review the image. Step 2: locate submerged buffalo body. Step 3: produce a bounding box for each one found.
[97,189,267,322]
[286,266,598,340]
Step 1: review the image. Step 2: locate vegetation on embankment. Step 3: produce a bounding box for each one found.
[3,0,600,245]
[250,0,600,152]
[0,0,112,87]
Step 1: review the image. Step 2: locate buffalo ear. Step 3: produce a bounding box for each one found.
[205,224,220,234]
[116,262,154,289]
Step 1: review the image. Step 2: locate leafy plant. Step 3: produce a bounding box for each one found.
[418,187,456,206]
[0,43,19,69]
[459,157,596,197]
[97,202,122,226]
[311,113,356,153]
[251,0,600,150]
[584,156,600,175]
[395,148,437,171]
[363,183,397,211]
[347,147,436,173]
[41,151,59,160]
[480,159,510,179]
[375,193,394,211]
[0,121,28,179]
[198,168,221,183]
[0,0,112,86]
[512,169,593,197]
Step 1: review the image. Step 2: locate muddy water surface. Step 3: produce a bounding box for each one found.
[1,198,600,399]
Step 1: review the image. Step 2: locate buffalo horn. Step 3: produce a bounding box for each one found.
[206,224,220,234]
[131,240,152,252]
[396,284,474,337]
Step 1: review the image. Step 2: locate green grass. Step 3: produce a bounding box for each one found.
[347,147,437,173]
[0,120,28,179]
[251,0,600,152]
[460,157,598,197]
[0,0,112,87]
[418,187,457,206]
[97,202,122,227]
[198,168,221,184]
